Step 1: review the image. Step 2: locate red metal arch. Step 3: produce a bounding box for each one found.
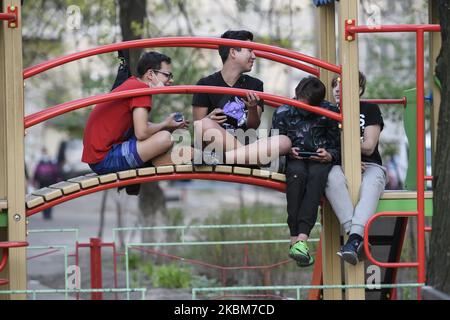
[24,85,342,129]
[26,172,287,217]
[167,43,319,77]
[23,37,341,79]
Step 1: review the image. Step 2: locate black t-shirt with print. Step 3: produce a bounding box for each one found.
[360,102,384,165]
[192,71,264,130]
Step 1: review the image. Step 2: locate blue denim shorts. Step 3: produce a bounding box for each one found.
[89,136,144,175]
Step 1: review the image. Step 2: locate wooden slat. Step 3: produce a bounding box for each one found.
[117,170,137,179]
[193,165,214,172]
[271,173,286,182]
[252,169,272,179]
[97,173,118,184]
[233,167,252,176]
[175,165,193,173]
[25,195,44,209]
[85,173,98,177]
[31,188,63,202]
[138,167,156,176]
[214,165,233,174]
[381,190,433,200]
[67,176,100,189]
[156,166,175,174]
[49,181,80,195]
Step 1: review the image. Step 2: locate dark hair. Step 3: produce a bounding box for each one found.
[331,71,366,97]
[218,30,254,63]
[295,76,326,106]
[136,51,171,77]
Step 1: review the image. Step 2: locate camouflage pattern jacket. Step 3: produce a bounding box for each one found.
[271,101,341,164]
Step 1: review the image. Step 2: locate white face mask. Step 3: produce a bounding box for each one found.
[150,79,165,88]
[144,70,165,88]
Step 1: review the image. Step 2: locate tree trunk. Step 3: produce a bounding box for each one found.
[138,182,168,244]
[118,0,147,74]
[427,0,450,295]
[118,0,168,245]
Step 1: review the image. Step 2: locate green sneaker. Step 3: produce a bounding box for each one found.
[289,240,315,267]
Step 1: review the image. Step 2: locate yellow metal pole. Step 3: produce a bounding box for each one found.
[338,0,365,300]
[0,0,26,300]
[317,2,343,300]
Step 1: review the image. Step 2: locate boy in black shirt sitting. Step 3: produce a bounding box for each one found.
[325,72,387,265]
[192,30,291,165]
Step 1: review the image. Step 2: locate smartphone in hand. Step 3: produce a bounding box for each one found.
[298,151,320,158]
[217,112,238,127]
[174,112,184,122]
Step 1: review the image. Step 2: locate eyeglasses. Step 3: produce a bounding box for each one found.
[153,69,173,80]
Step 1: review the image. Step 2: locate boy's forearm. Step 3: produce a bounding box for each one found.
[361,140,376,156]
[246,107,260,129]
[137,121,167,140]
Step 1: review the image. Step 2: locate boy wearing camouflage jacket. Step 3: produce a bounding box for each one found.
[272,76,340,267]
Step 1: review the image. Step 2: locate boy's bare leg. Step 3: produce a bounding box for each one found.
[225,135,292,165]
[152,146,194,167]
[194,118,242,152]
[136,130,175,163]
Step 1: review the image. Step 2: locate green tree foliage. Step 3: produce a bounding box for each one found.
[23,0,118,138]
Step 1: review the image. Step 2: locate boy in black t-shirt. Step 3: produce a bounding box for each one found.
[192,30,291,165]
[325,72,388,266]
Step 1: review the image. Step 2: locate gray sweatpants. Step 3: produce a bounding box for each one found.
[324,163,387,237]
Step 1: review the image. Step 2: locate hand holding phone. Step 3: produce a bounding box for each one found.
[174,112,184,122]
[310,148,332,163]
[208,108,227,124]
[298,151,320,158]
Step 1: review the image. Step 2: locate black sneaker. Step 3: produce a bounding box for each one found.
[356,240,372,261]
[337,238,360,265]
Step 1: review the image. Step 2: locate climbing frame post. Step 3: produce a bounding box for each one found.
[338,0,365,300]
[318,2,337,101]
[317,2,343,300]
[0,0,26,299]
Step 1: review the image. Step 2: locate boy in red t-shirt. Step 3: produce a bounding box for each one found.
[82,51,188,174]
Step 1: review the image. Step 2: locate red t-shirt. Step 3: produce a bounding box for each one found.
[82,77,152,164]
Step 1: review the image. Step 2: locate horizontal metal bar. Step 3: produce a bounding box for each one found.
[0,13,15,21]
[191,283,425,299]
[127,238,320,247]
[114,222,320,232]
[347,24,440,34]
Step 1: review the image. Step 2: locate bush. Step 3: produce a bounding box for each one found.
[152,264,192,289]
[186,204,318,287]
